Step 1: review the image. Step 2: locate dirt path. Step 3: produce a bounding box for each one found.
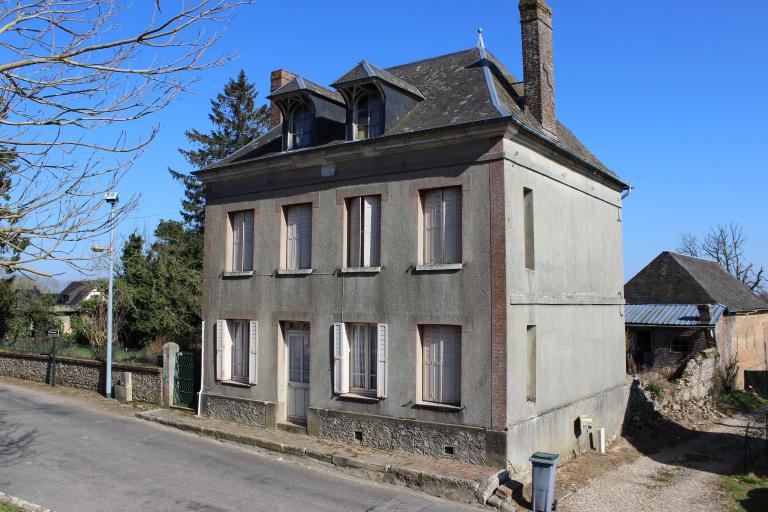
[559,414,759,512]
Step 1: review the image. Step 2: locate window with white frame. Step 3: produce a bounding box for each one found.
[230,210,254,272]
[215,319,258,384]
[421,325,461,405]
[422,187,462,265]
[347,195,380,268]
[289,105,313,149]
[354,92,384,140]
[333,322,388,398]
[284,204,312,270]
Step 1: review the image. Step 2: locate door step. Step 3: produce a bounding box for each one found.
[277,421,307,435]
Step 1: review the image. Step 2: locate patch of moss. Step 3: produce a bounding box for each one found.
[717,391,768,413]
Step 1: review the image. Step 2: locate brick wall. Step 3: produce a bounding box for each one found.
[0,350,162,403]
[651,328,710,368]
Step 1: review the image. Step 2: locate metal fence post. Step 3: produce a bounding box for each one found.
[48,329,60,386]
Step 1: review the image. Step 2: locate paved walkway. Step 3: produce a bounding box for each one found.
[137,408,504,505]
[559,413,757,512]
[0,379,483,512]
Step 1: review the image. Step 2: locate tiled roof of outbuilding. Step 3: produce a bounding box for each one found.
[625,303,726,327]
[625,251,768,313]
[207,47,622,184]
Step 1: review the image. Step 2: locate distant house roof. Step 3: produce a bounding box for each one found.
[201,47,626,188]
[625,251,768,313]
[625,303,726,327]
[56,280,100,307]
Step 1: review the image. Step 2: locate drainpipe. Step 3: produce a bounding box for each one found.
[621,186,633,200]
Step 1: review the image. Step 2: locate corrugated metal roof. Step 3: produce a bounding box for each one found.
[625,303,725,327]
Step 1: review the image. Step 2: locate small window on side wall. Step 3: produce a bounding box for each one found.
[671,338,689,353]
[230,210,254,272]
[354,93,383,140]
[347,195,381,268]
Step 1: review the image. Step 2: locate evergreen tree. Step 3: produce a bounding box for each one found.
[170,70,269,233]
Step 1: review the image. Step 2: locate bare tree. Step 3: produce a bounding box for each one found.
[0,0,254,275]
[678,223,765,291]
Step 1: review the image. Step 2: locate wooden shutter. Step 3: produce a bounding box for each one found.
[443,188,462,264]
[286,206,298,269]
[376,323,388,398]
[221,321,232,381]
[232,212,243,271]
[248,320,258,385]
[299,205,312,269]
[363,196,380,267]
[348,197,361,267]
[441,326,460,404]
[423,326,440,402]
[332,322,349,394]
[216,320,224,381]
[243,210,254,271]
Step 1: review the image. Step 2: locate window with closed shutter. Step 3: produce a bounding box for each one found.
[347,195,381,268]
[422,325,461,405]
[285,204,312,270]
[422,187,461,265]
[230,210,254,272]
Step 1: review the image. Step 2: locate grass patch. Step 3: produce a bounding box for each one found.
[0,503,23,512]
[722,455,768,511]
[645,383,663,399]
[718,391,768,413]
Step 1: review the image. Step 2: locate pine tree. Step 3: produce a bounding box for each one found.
[170,70,269,233]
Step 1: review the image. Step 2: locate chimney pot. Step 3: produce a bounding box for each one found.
[269,69,296,129]
[519,0,557,136]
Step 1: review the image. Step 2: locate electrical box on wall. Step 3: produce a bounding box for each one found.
[578,415,593,435]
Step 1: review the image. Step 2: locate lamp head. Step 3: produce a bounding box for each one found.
[104,191,119,205]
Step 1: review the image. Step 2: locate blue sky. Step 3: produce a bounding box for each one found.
[44,0,767,284]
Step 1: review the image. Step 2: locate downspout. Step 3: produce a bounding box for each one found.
[197,320,205,416]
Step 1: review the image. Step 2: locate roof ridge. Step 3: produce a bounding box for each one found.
[385,47,478,71]
[663,252,719,305]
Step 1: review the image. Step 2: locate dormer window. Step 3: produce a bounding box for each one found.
[289,105,313,149]
[354,92,383,140]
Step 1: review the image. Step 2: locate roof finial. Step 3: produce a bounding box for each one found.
[477,27,485,49]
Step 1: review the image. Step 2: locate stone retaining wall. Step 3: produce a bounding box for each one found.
[0,350,162,403]
[203,393,269,426]
[674,347,718,400]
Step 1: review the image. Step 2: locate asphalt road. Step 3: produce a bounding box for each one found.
[0,382,477,512]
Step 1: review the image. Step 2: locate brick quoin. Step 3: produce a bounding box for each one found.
[489,136,507,430]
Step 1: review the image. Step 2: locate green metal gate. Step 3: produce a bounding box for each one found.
[173,351,197,409]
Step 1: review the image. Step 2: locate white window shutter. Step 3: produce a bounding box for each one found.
[243,211,254,271]
[333,323,349,394]
[221,321,232,381]
[286,206,297,269]
[443,188,462,264]
[216,320,224,381]
[348,197,361,267]
[363,196,380,267]
[423,327,437,402]
[248,320,258,385]
[299,205,312,269]
[376,323,388,398]
[423,190,442,264]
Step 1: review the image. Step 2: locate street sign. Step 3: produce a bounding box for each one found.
[48,329,59,338]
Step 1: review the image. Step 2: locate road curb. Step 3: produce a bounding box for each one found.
[0,492,54,512]
[136,409,499,505]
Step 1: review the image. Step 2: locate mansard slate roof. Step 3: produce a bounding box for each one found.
[625,252,768,313]
[331,60,424,99]
[268,76,344,105]
[208,47,622,185]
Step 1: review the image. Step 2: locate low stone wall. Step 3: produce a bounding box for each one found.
[674,347,718,400]
[203,393,269,426]
[310,408,489,466]
[0,350,161,403]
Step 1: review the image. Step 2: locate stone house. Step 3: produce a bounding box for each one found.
[195,0,630,473]
[625,251,768,388]
[53,280,102,334]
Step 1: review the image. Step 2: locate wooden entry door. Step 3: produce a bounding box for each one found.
[287,330,310,421]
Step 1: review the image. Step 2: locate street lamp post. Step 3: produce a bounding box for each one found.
[104,192,119,398]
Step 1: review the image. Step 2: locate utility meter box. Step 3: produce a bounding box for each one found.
[578,415,593,433]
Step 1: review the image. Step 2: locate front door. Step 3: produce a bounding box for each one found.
[287,330,310,422]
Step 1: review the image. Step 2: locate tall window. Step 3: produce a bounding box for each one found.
[422,187,462,265]
[284,204,312,270]
[354,93,383,140]
[215,319,257,385]
[230,320,250,382]
[349,324,378,393]
[290,105,313,149]
[230,210,254,272]
[422,325,461,405]
[523,188,535,270]
[347,195,380,267]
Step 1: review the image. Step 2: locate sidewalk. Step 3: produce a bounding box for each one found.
[136,408,507,506]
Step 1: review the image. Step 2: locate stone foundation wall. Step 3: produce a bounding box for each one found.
[310,408,489,466]
[0,350,161,403]
[204,393,268,426]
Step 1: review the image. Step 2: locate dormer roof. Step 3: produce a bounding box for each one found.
[267,76,344,105]
[332,60,424,100]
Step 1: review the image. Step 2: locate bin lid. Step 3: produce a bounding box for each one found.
[529,451,560,464]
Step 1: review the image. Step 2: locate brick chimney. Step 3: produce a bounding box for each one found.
[519,0,556,136]
[269,69,296,129]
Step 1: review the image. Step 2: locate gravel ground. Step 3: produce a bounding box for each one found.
[559,413,759,512]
